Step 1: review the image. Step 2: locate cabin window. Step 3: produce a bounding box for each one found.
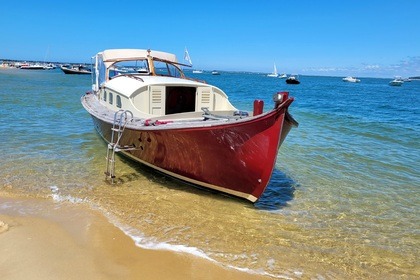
[98,58,106,85]
[103,91,107,102]
[154,60,182,78]
[109,92,113,105]
[109,60,149,77]
[116,95,122,108]
[165,86,196,115]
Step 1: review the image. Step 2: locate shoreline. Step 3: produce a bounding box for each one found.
[0,195,272,280]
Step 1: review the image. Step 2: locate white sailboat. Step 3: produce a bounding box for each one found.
[267,63,279,77]
[184,47,192,65]
[185,47,203,73]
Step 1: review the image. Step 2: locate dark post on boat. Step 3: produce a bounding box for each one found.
[253,100,264,116]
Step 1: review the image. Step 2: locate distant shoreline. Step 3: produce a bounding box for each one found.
[1,58,419,80]
[1,58,88,66]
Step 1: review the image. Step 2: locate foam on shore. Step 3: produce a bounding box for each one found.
[46,186,297,279]
[0,194,274,280]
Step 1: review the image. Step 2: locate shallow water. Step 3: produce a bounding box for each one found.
[1,68,419,279]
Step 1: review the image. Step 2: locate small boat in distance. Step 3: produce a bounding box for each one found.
[192,70,203,74]
[20,63,46,70]
[44,63,56,70]
[286,75,300,84]
[81,49,298,202]
[267,63,279,77]
[389,76,404,86]
[60,64,92,75]
[211,70,220,75]
[278,73,287,79]
[343,76,361,83]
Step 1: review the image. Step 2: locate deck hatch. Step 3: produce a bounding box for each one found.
[165,86,196,115]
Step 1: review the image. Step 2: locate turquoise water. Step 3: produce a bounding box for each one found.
[1,68,419,279]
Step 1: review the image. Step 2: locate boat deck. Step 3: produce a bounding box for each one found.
[81,93,254,130]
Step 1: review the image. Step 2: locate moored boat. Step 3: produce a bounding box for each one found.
[286,75,300,84]
[20,63,46,70]
[389,76,404,86]
[343,76,361,83]
[44,63,56,70]
[60,64,92,74]
[267,63,279,77]
[81,49,298,202]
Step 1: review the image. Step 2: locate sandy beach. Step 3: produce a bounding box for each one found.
[0,195,272,280]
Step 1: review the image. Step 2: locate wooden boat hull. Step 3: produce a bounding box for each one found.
[83,94,296,202]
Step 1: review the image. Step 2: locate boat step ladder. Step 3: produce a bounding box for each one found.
[105,110,134,183]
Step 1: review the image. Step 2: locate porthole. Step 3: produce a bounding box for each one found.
[116,95,122,108]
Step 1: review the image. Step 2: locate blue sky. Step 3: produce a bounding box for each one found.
[1,0,419,78]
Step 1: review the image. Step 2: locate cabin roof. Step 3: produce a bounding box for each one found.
[99,49,178,64]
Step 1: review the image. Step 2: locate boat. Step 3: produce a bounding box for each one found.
[267,63,279,77]
[286,75,300,84]
[81,49,298,202]
[342,76,360,83]
[20,63,46,70]
[278,73,287,79]
[184,48,203,74]
[60,64,92,74]
[389,76,404,86]
[109,65,129,75]
[211,70,220,75]
[184,47,192,65]
[44,63,57,70]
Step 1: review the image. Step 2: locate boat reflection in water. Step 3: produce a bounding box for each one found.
[81,49,298,202]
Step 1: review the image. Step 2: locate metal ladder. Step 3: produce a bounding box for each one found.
[105,110,134,183]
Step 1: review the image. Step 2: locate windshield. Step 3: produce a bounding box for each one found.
[106,58,183,79]
[108,60,149,79]
[153,60,182,78]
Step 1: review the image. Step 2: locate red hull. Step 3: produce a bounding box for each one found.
[83,94,296,202]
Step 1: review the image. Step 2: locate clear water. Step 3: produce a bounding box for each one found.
[1,68,419,279]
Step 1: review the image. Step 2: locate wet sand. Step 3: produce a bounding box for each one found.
[0,196,272,280]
